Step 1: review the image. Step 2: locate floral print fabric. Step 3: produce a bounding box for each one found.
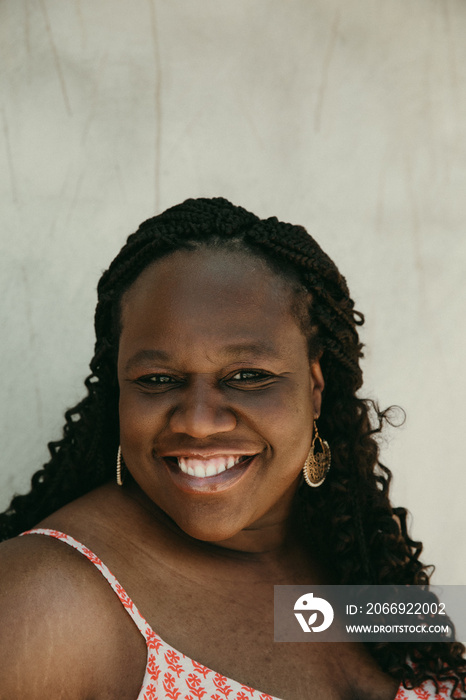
[21,529,459,700]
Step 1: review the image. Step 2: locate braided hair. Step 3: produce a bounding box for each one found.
[1,198,464,694]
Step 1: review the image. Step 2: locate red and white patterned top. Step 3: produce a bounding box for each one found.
[21,529,460,700]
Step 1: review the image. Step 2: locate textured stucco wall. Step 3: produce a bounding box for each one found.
[1,0,465,582]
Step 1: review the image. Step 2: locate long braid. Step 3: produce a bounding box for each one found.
[0,197,464,694]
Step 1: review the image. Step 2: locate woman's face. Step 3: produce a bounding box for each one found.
[117,248,324,547]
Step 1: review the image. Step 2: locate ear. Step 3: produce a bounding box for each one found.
[309,358,325,418]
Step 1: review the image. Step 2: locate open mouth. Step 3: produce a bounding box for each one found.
[164,455,254,479]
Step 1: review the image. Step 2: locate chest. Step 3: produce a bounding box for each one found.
[114,562,399,700]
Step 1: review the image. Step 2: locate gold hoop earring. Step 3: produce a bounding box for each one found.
[303,420,331,488]
[116,446,125,486]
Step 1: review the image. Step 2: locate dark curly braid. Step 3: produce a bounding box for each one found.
[1,197,464,696]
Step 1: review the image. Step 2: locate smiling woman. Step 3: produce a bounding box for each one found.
[117,248,320,546]
[0,198,464,700]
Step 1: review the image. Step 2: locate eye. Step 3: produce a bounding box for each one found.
[135,374,180,390]
[227,370,274,386]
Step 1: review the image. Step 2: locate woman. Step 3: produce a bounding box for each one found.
[0,197,464,699]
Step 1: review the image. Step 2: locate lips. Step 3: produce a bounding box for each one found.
[160,453,258,492]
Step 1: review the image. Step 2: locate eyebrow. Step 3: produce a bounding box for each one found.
[124,342,281,372]
[124,349,170,372]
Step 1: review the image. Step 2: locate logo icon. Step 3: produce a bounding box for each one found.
[294,592,334,632]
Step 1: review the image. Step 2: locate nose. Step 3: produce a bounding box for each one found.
[169,377,237,438]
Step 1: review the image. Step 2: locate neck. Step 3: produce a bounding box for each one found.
[211,512,300,557]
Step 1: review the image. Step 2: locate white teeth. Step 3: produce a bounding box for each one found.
[176,455,248,478]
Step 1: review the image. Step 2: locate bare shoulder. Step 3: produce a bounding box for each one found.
[0,533,145,699]
[0,534,106,699]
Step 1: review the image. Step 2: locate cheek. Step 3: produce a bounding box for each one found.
[118,392,163,449]
[235,384,314,446]
[273,384,315,455]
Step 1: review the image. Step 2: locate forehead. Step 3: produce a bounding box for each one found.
[123,248,289,313]
[119,248,308,362]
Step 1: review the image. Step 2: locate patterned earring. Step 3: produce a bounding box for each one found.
[116,446,124,486]
[303,419,331,488]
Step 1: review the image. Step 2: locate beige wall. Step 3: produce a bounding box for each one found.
[1,0,465,582]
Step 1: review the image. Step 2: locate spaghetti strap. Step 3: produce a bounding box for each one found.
[20,528,153,643]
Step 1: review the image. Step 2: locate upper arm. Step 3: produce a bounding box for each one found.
[0,536,110,699]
